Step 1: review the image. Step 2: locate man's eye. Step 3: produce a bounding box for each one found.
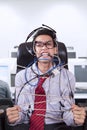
[36,42,42,46]
[47,42,51,45]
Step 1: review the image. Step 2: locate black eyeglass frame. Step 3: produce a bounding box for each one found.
[34,40,55,49]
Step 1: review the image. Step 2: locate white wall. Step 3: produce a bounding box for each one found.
[0,0,87,58]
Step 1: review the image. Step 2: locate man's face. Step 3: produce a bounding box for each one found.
[34,35,57,62]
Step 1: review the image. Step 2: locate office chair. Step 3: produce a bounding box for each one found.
[58,41,68,69]
[15,42,87,130]
[17,42,35,72]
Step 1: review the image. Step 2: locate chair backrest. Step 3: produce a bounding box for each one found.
[16,42,87,130]
[58,42,68,69]
[17,42,35,72]
[17,41,68,72]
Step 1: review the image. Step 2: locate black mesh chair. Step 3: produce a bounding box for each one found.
[58,41,68,69]
[17,42,35,72]
[13,41,87,130]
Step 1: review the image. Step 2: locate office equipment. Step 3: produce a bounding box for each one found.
[0,63,10,87]
[67,51,76,58]
[67,46,76,58]
[0,58,16,99]
[68,59,87,93]
[11,74,16,87]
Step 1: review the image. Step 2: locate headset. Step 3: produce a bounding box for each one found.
[25,24,58,56]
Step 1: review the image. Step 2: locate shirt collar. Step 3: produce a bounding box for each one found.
[32,62,60,76]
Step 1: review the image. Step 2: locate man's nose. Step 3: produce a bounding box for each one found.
[42,43,48,48]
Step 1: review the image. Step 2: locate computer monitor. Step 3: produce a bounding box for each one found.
[68,59,87,90]
[67,52,76,58]
[0,63,10,87]
[67,46,76,58]
[11,74,16,87]
[0,58,17,99]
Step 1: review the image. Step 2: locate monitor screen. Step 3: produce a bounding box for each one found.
[75,65,87,82]
[0,59,16,98]
[68,59,87,90]
[11,74,16,87]
[68,52,76,58]
[0,64,10,87]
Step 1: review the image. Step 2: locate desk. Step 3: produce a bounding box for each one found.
[74,93,87,99]
[74,93,87,108]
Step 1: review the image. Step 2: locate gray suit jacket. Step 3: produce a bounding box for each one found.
[0,80,11,98]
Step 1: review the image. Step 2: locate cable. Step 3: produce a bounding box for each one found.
[25,24,57,55]
[24,55,62,87]
[65,70,74,99]
[42,24,56,33]
[16,56,63,103]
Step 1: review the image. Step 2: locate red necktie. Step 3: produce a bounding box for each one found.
[29,77,47,130]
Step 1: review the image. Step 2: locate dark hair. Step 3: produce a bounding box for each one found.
[33,28,57,46]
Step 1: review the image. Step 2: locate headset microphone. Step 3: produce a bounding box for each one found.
[42,24,56,33]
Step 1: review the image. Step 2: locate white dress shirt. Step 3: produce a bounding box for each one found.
[14,63,76,126]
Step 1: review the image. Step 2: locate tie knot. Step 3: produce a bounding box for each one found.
[38,77,47,86]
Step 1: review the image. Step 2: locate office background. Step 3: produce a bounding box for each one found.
[0,0,87,58]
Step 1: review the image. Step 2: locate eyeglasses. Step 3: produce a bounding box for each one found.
[34,41,54,49]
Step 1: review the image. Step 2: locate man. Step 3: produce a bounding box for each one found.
[6,26,86,130]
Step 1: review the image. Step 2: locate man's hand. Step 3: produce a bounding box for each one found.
[6,105,21,123]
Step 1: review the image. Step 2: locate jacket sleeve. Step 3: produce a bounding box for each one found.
[60,69,76,126]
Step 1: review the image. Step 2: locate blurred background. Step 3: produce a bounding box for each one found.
[0,0,87,98]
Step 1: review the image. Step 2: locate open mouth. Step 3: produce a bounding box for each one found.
[41,53,50,56]
[38,53,52,61]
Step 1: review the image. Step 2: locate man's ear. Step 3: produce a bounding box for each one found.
[54,47,58,55]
